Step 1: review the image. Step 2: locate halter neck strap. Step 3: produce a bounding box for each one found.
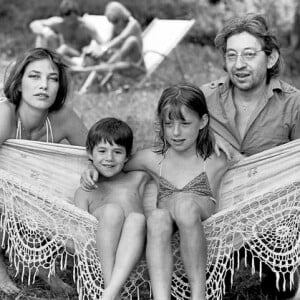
[16,116,54,143]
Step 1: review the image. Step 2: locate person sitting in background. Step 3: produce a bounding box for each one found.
[81,1,145,77]
[29,0,103,67]
[0,47,87,295]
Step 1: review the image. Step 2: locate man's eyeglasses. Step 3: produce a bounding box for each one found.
[225,49,265,62]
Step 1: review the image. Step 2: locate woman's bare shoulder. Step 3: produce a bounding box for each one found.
[49,105,87,145]
[49,105,80,125]
[0,98,15,116]
[0,98,17,142]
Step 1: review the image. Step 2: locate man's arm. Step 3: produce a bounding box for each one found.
[29,16,62,37]
[91,17,140,58]
[106,17,139,50]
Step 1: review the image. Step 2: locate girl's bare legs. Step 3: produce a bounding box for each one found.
[174,199,207,300]
[146,209,174,300]
[94,203,125,288]
[103,212,146,300]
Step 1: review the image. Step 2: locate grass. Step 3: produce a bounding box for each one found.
[1,42,300,299]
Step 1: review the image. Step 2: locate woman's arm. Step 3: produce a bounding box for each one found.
[0,101,15,145]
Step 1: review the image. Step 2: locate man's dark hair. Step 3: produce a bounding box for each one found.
[215,13,282,82]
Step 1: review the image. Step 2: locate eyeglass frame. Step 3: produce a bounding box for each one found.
[224,48,267,62]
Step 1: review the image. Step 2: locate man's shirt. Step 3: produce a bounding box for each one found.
[201,76,300,156]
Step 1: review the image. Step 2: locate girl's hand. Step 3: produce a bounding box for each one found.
[80,163,99,191]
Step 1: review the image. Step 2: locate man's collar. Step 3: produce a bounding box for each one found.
[219,75,282,98]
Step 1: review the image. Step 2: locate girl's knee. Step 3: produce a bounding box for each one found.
[174,200,201,227]
[147,209,173,238]
[94,203,125,225]
[125,212,146,231]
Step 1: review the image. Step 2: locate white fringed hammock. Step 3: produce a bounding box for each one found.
[0,139,299,299]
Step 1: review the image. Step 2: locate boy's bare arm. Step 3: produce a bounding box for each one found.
[74,187,89,212]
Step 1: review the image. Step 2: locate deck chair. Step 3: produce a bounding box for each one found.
[74,16,195,94]
[0,139,299,299]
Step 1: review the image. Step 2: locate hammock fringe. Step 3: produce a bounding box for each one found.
[0,139,299,299]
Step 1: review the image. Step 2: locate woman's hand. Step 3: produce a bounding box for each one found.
[80,162,99,191]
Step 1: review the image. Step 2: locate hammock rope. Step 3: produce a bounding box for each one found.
[0,139,299,299]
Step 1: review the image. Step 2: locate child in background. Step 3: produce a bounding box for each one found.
[80,84,229,300]
[74,118,150,300]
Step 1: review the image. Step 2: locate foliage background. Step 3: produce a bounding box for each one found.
[0,0,300,299]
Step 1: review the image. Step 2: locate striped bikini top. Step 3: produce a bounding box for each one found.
[16,117,54,143]
[157,157,215,202]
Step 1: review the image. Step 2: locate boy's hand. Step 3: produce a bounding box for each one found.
[80,164,99,191]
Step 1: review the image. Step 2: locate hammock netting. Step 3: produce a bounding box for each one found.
[0,139,299,299]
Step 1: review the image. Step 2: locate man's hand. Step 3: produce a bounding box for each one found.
[213,133,245,162]
[80,163,99,191]
[214,133,232,160]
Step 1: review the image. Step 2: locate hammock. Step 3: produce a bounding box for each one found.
[0,139,299,299]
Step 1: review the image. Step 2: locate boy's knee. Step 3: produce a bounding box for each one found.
[147,209,173,238]
[95,203,125,225]
[125,212,146,231]
[174,200,201,227]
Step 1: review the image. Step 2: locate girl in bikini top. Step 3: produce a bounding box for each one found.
[157,156,216,204]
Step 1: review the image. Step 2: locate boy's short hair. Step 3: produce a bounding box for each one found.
[86,118,133,157]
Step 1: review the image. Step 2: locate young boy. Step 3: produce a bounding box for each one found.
[74,118,150,300]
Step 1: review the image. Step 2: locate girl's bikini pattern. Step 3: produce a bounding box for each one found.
[157,155,216,203]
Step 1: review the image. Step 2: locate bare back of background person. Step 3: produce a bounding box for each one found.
[30,0,102,66]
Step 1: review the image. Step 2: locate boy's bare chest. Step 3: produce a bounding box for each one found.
[90,180,140,202]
